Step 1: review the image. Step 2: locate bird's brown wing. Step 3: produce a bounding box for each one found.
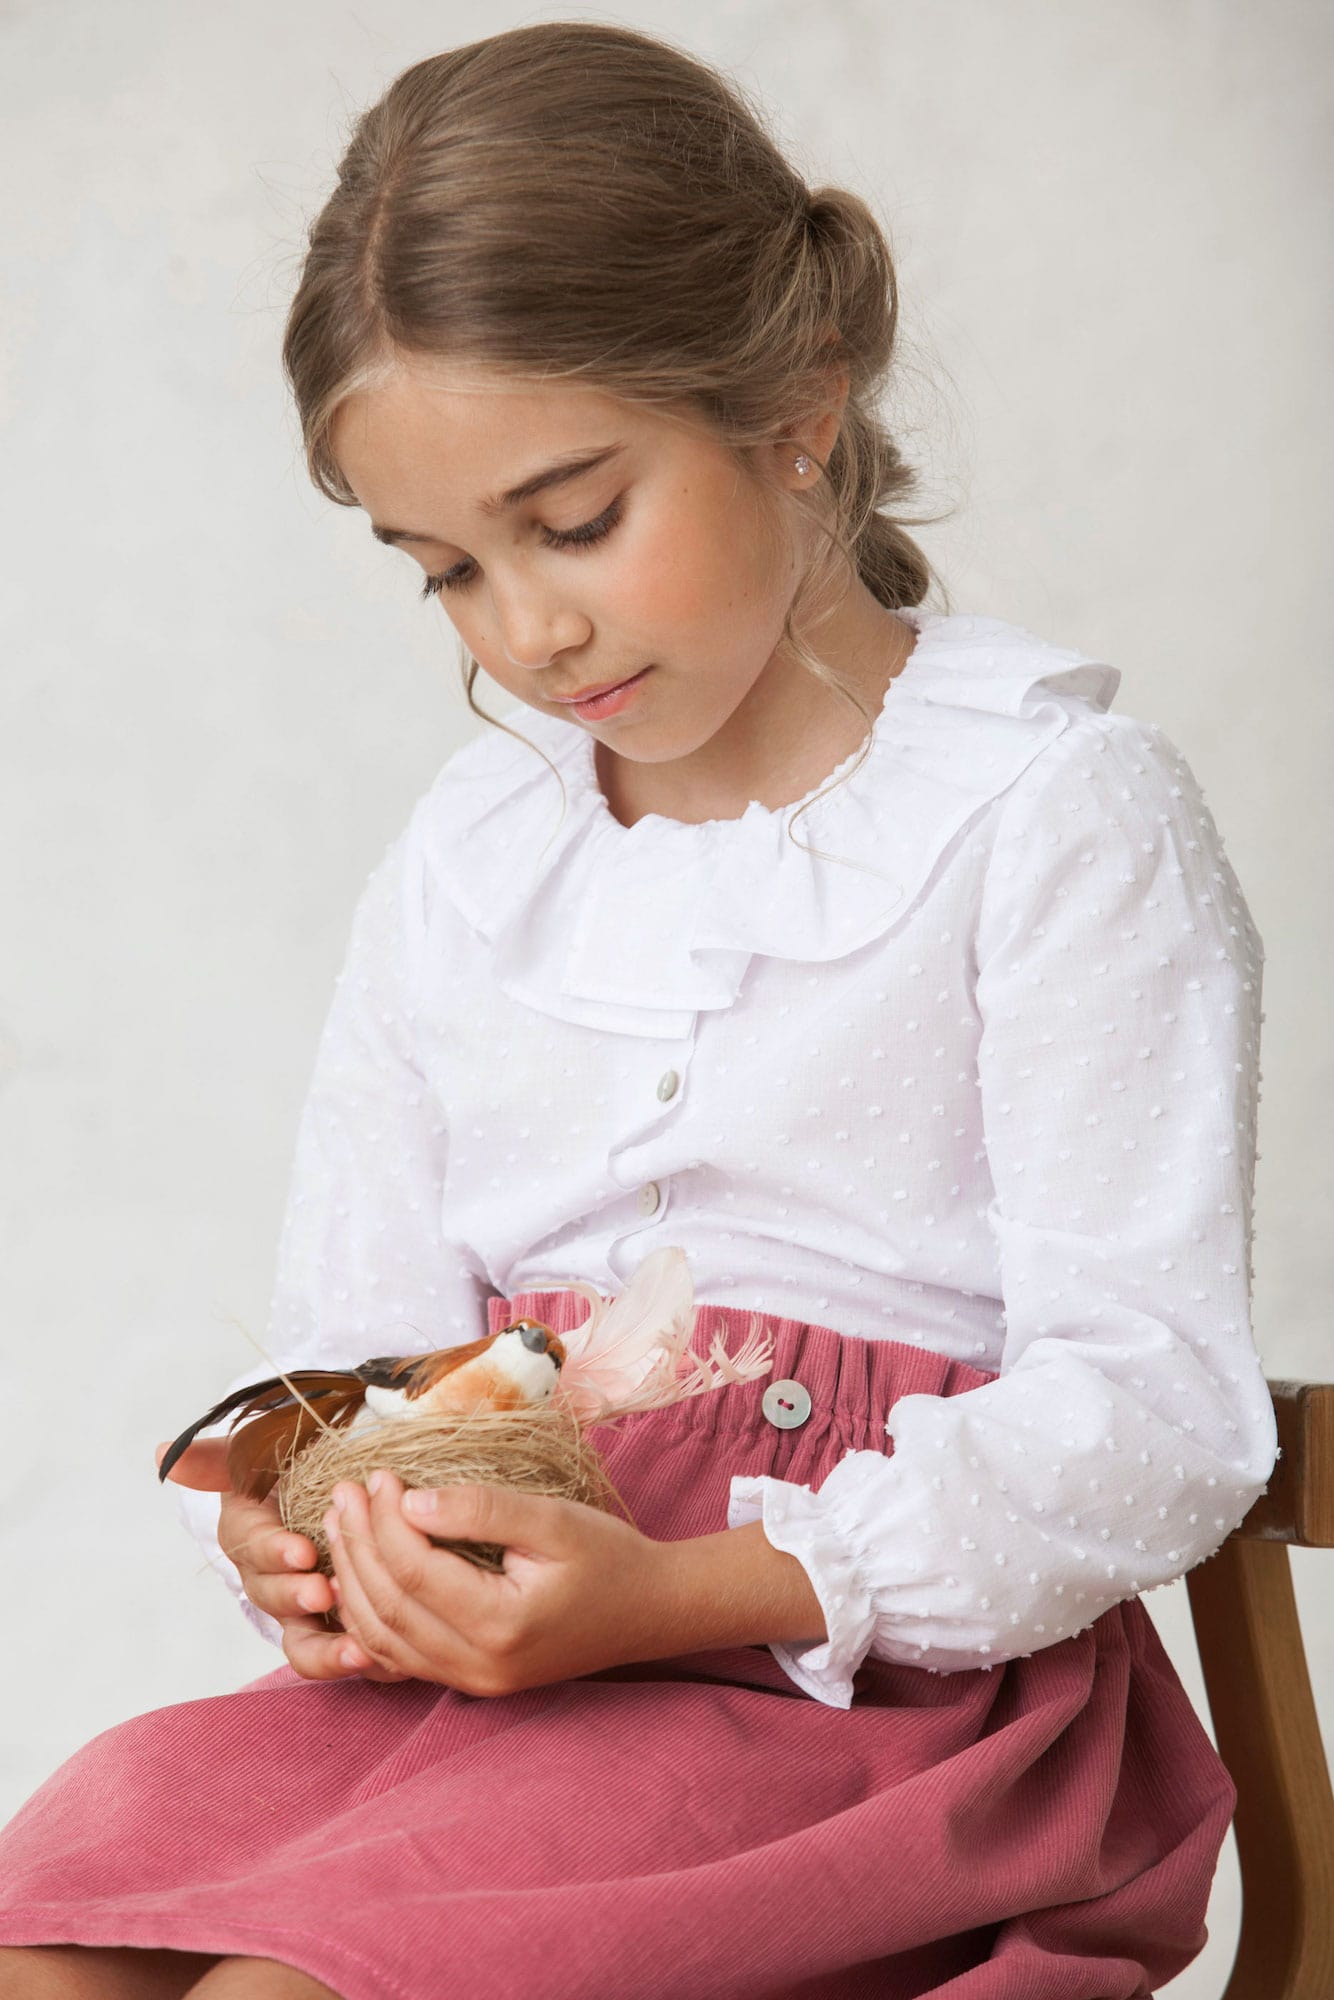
[157,1369,368,1495]
[224,1380,368,1502]
[353,1337,500,1399]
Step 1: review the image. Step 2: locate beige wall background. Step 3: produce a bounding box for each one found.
[2,3,1330,1990]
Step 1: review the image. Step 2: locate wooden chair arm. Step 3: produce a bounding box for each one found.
[1186,1378,1334,1999]
[1232,1381,1334,1547]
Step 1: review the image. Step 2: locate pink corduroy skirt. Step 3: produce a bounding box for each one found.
[0,1293,1235,1999]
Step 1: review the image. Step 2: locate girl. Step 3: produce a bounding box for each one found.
[0,21,1276,2000]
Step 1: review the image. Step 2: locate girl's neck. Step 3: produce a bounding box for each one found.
[595,592,918,830]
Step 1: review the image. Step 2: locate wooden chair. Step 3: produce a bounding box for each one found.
[1186,1380,1334,1998]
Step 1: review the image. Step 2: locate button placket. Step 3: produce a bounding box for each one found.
[607,1040,693,1250]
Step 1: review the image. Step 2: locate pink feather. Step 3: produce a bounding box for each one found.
[520,1246,775,1423]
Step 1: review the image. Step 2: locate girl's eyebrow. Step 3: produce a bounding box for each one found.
[370,442,627,546]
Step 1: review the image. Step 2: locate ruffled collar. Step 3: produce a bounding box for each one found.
[410,609,1120,1038]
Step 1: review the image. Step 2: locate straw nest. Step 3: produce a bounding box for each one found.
[276,1399,633,1574]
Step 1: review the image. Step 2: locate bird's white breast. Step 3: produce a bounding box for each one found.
[486,1329,562,1405]
[356,1384,414,1427]
[350,1331,560,1431]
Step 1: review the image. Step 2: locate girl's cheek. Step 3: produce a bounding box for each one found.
[633,517,724,625]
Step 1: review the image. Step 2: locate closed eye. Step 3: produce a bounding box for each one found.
[419,496,625,599]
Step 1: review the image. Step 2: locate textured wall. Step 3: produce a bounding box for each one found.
[2,4,1330,1992]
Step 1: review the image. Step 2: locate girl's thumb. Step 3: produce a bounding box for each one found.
[156,1436,233,1491]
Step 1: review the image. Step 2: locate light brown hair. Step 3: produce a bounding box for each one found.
[281,20,949,846]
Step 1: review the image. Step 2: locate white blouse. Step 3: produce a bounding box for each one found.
[173,607,1278,1708]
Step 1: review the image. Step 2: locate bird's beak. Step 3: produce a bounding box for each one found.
[512,1320,565,1368]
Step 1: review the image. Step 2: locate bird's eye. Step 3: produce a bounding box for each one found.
[511,1320,557,1356]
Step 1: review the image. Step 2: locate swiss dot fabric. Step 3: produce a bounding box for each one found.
[172,608,1277,1708]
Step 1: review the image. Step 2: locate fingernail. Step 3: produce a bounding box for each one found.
[332,1487,349,1512]
[323,1510,340,1543]
[297,1583,325,1612]
[403,1489,436,1515]
[368,1470,384,1496]
[339,1645,364,1670]
[283,1547,309,1570]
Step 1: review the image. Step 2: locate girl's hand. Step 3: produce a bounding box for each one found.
[155,1438,409,1684]
[324,1471,681,1696]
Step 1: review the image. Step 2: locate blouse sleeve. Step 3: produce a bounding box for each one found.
[169,818,493,1645]
[728,713,1278,1707]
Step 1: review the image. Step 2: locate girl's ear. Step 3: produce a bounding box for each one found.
[807,360,850,462]
[776,345,851,486]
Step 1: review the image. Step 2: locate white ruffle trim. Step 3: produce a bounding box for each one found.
[727,1471,879,1709]
[408,611,1119,1038]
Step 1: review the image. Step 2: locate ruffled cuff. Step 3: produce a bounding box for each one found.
[168,1481,284,1649]
[728,1473,877,1709]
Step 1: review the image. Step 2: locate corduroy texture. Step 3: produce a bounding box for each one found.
[0,1295,1235,1999]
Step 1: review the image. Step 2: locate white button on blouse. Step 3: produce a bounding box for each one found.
[171,608,1278,1709]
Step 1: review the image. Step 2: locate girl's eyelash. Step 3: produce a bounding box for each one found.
[419,495,625,600]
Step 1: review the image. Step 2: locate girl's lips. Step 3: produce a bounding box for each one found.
[552,672,636,704]
[560,666,653,720]
[556,668,648,700]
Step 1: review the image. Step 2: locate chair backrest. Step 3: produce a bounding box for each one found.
[1186,1380,1334,1999]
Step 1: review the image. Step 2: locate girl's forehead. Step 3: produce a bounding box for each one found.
[338,362,645,447]
[331,368,706,515]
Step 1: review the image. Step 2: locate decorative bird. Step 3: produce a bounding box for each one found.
[158,1246,779,1507]
[156,1319,568,1503]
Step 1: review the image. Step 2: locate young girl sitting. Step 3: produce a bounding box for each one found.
[0,21,1276,2000]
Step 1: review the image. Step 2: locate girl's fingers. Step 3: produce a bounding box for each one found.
[281,1614,370,1681]
[266,1569,336,1621]
[366,1472,502,1628]
[328,1485,460,1679]
[233,1535,335,1622]
[280,1612,412,1683]
[218,1489,332,1620]
[264,1526,322,1573]
[219,1491,319,1578]
[327,1487,433,1672]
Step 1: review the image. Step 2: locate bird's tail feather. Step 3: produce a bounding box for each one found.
[156,1369,362,1487]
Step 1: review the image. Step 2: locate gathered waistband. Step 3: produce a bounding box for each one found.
[488,1288,997,1449]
